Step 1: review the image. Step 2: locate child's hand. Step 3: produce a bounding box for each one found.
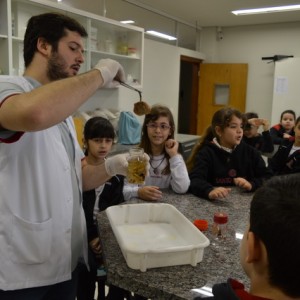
[248,118,269,130]
[247,118,261,126]
[283,132,292,139]
[138,186,162,201]
[89,237,102,255]
[208,187,231,200]
[233,177,252,191]
[165,139,179,157]
[261,119,270,131]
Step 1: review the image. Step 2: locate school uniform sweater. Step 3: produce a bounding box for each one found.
[270,124,295,145]
[242,131,274,153]
[189,141,272,199]
[82,175,124,242]
[194,278,271,300]
[268,141,300,175]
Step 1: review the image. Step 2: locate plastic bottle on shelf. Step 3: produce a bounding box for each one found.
[128,47,137,57]
[117,34,128,55]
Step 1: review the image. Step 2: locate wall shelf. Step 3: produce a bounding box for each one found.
[0,0,144,86]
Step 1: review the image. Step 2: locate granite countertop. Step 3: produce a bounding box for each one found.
[97,188,252,300]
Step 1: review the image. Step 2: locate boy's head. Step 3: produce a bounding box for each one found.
[24,12,87,68]
[241,174,300,298]
[243,112,259,138]
[280,109,296,132]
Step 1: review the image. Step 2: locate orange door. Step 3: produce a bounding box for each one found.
[196,63,248,135]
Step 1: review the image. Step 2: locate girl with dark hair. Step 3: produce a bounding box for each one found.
[268,116,300,175]
[123,104,190,201]
[187,107,272,200]
[77,116,130,300]
[270,109,296,145]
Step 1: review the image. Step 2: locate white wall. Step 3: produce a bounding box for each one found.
[80,21,300,131]
[200,22,300,121]
[142,39,205,130]
[79,38,205,129]
[271,58,300,125]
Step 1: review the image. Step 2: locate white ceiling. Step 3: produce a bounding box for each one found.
[53,0,300,48]
[60,0,300,28]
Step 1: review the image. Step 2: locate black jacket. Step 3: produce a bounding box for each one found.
[268,141,300,175]
[82,175,125,242]
[189,141,273,199]
[242,131,274,153]
[270,124,295,145]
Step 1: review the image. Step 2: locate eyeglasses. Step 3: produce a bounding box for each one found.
[146,123,171,130]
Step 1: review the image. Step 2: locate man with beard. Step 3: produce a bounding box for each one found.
[0,12,134,300]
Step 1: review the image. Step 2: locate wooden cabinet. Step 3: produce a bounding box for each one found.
[0,0,144,88]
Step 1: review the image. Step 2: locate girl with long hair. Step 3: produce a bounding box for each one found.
[187,107,272,200]
[123,104,190,201]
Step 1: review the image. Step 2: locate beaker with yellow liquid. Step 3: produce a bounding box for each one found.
[127,147,147,185]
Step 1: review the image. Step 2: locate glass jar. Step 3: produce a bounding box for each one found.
[212,212,228,239]
[127,147,147,185]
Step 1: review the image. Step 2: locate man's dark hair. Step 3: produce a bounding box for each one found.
[250,173,300,297]
[23,12,88,67]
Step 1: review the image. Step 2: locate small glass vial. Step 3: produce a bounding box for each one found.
[127,147,147,185]
[212,212,228,239]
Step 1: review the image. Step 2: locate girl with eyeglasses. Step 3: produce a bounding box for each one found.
[123,104,190,201]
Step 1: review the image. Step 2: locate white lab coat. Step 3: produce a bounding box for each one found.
[0,76,87,290]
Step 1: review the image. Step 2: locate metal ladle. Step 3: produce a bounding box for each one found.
[119,81,151,116]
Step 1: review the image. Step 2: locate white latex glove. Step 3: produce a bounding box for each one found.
[105,153,129,177]
[104,153,150,177]
[94,58,125,88]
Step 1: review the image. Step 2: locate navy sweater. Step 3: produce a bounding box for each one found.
[82,175,125,242]
[242,131,274,153]
[189,141,273,199]
[268,141,300,175]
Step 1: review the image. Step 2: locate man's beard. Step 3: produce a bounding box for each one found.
[47,51,69,81]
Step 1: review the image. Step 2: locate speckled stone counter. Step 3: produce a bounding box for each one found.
[97,188,252,299]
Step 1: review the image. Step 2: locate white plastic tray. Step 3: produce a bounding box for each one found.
[106,203,210,272]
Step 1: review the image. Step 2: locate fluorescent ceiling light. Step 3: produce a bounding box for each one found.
[232,4,300,15]
[120,20,135,24]
[146,30,177,41]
